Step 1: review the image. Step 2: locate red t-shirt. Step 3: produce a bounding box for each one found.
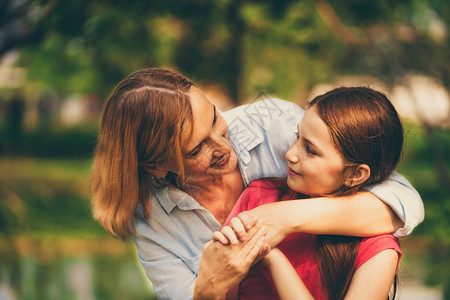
[224,179,402,300]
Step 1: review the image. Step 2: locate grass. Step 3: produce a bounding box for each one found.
[0,157,92,182]
[0,157,105,238]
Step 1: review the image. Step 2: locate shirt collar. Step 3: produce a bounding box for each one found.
[223,111,264,166]
[155,109,266,214]
[155,185,204,214]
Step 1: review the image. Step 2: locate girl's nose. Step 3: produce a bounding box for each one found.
[285,141,299,163]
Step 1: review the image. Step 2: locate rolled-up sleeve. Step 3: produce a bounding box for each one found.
[365,171,425,236]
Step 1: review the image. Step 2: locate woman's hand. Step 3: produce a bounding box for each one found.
[194,219,269,299]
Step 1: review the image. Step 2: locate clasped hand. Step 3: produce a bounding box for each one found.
[194,214,270,299]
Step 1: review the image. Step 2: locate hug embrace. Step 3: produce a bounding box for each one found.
[90,68,424,299]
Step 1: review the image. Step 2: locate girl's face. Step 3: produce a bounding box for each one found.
[165,86,238,184]
[285,106,347,196]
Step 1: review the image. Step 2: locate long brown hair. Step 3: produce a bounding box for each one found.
[310,87,403,299]
[90,68,194,239]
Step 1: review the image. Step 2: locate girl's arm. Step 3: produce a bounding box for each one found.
[239,191,404,248]
[345,249,399,299]
[263,248,314,300]
[265,248,398,300]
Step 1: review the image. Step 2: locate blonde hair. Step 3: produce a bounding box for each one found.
[90,68,193,239]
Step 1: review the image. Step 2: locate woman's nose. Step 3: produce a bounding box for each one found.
[210,133,231,156]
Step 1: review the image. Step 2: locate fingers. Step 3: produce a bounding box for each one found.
[244,234,266,265]
[242,225,268,264]
[259,242,271,257]
[237,212,257,230]
[229,217,248,241]
[242,218,263,241]
[212,231,229,244]
[220,226,240,245]
[219,216,261,245]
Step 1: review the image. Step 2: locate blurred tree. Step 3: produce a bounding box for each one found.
[0,0,54,57]
[17,0,252,102]
[12,0,449,100]
[0,0,56,142]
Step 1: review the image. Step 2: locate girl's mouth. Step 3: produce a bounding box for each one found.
[210,153,231,168]
[288,167,302,176]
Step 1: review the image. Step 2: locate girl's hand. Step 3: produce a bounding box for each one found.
[213,215,260,245]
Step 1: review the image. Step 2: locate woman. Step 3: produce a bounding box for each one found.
[90,68,423,299]
[219,87,404,299]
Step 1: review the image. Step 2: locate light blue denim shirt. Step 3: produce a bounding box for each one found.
[132,98,424,299]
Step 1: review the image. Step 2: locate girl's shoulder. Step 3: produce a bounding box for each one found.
[224,179,282,226]
[247,179,305,201]
[243,179,283,205]
[359,234,400,250]
[248,178,285,189]
[355,234,402,271]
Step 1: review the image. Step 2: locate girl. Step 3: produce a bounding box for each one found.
[219,87,404,299]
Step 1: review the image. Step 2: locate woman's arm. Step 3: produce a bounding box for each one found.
[345,249,399,299]
[263,248,314,300]
[240,191,404,248]
[233,98,423,238]
[365,171,424,236]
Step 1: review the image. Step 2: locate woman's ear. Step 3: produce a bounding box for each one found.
[345,164,371,188]
[144,165,168,178]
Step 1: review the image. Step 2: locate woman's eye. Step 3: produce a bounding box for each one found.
[187,146,202,158]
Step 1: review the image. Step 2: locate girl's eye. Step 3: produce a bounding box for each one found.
[305,144,316,155]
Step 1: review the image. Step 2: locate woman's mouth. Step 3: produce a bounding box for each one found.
[210,153,231,168]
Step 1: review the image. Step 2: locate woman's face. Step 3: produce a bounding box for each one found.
[285,106,346,196]
[166,86,238,183]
